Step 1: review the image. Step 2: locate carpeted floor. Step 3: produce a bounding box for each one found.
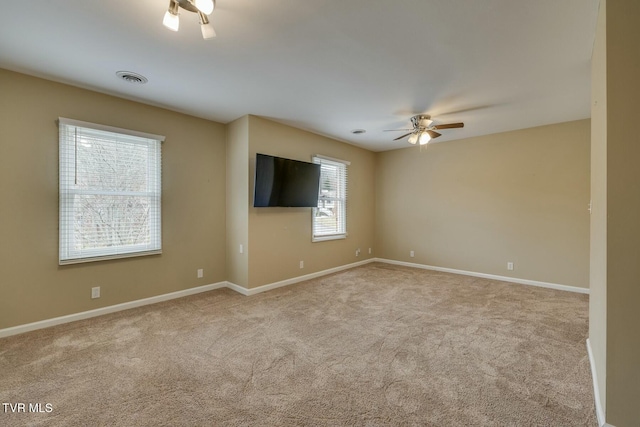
[0,263,597,426]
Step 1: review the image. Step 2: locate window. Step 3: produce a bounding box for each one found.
[312,155,349,242]
[58,118,164,264]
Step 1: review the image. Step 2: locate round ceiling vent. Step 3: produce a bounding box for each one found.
[116,71,148,84]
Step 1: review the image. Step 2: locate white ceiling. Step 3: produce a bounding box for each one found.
[0,0,599,151]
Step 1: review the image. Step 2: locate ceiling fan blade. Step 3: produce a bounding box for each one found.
[426,130,441,139]
[393,133,413,141]
[433,122,464,130]
[383,129,414,132]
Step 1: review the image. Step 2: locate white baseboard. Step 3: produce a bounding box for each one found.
[0,258,588,339]
[226,258,375,296]
[587,338,612,427]
[224,281,250,296]
[374,258,589,294]
[0,260,377,338]
[0,282,227,339]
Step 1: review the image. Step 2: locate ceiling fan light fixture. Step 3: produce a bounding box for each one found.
[195,0,214,15]
[162,2,180,32]
[388,114,463,147]
[419,118,433,128]
[163,11,179,31]
[163,0,216,38]
[201,22,216,39]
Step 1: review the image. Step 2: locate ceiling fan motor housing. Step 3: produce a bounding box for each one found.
[411,115,433,130]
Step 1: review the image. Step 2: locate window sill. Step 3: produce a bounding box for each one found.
[312,234,347,243]
[59,249,162,265]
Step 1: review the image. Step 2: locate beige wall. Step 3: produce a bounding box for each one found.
[590,1,640,423]
[2,69,606,415]
[589,0,608,417]
[603,0,640,424]
[0,69,227,329]
[246,116,376,288]
[375,120,590,288]
[226,116,249,288]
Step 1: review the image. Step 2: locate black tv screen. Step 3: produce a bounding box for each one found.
[254,153,321,207]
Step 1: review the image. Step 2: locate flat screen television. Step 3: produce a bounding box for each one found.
[254,153,321,207]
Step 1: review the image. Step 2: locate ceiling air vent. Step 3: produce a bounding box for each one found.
[116,71,148,84]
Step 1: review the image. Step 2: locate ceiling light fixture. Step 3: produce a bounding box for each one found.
[162,1,180,31]
[163,0,216,39]
[388,115,464,147]
[199,12,216,39]
[404,116,434,145]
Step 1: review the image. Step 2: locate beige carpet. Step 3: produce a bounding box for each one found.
[0,263,596,426]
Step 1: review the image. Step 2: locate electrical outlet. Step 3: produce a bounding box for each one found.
[410,250,415,258]
[507,262,514,271]
[91,286,100,299]
[239,244,244,254]
[368,248,372,254]
[356,248,361,257]
[197,268,204,278]
[300,260,304,269]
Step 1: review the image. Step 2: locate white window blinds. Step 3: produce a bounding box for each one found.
[58,118,164,264]
[312,155,349,241]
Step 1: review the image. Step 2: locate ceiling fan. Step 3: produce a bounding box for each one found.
[387,115,464,145]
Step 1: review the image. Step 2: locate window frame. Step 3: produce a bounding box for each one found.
[312,154,349,242]
[58,118,164,265]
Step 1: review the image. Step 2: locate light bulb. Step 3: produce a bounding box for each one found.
[163,10,179,31]
[201,22,216,39]
[407,133,419,144]
[419,132,431,145]
[195,0,214,15]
